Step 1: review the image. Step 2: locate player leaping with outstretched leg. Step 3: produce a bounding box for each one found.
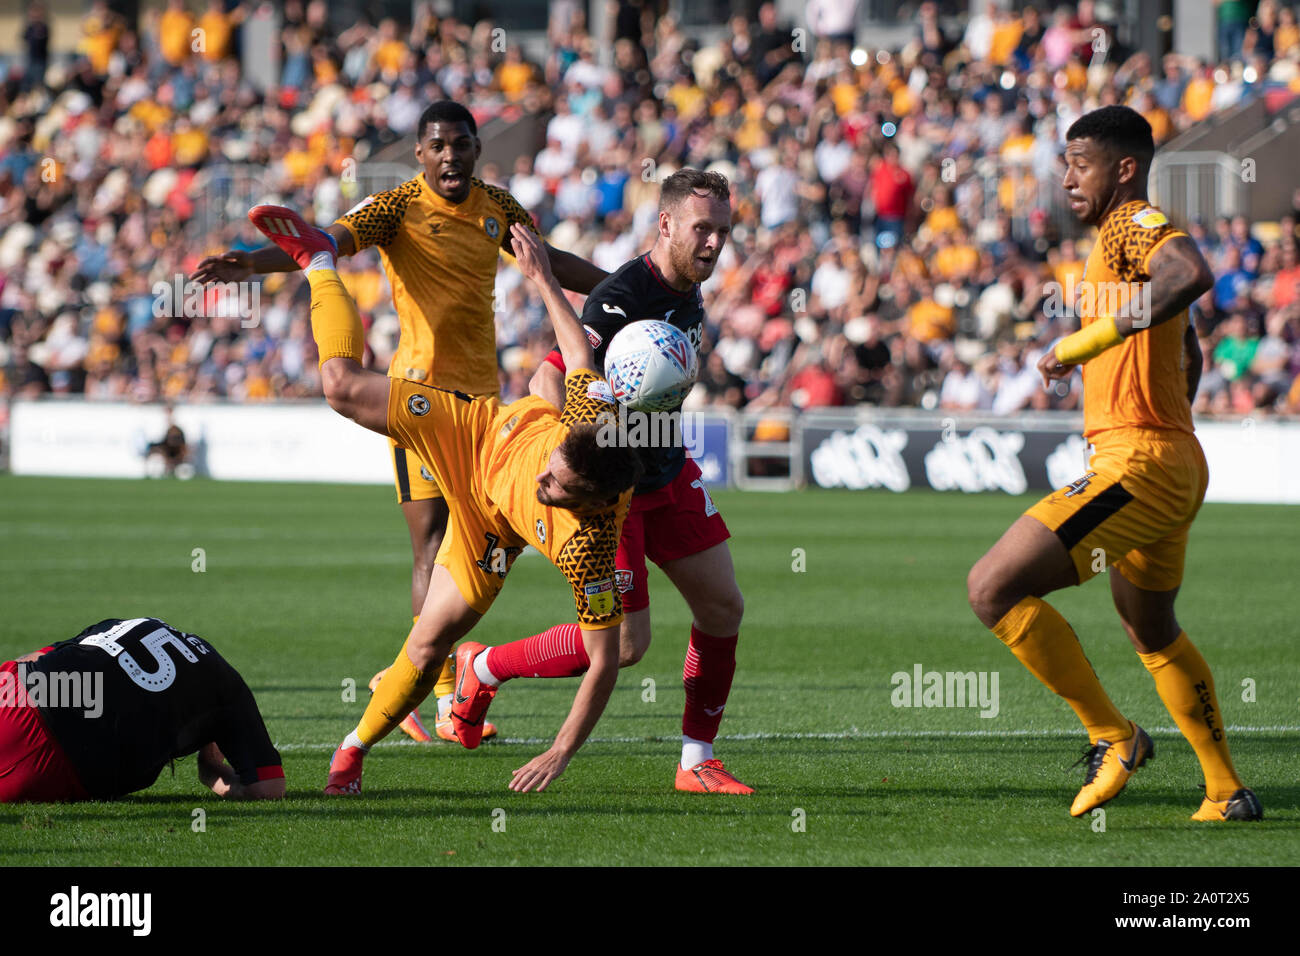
[247,203,642,794]
[967,106,1260,822]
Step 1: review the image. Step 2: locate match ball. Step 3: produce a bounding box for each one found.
[603,320,699,413]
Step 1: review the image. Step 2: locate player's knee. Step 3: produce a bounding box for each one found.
[618,640,645,668]
[320,362,355,416]
[967,564,1010,630]
[693,586,743,637]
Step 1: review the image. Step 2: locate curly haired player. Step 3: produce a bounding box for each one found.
[246,203,642,794]
[193,101,607,745]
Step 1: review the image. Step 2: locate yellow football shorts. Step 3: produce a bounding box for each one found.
[389,436,444,504]
[388,379,525,614]
[1025,428,1209,592]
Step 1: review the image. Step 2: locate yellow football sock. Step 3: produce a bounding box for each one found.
[1137,632,1243,800]
[993,597,1131,743]
[356,639,440,747]
[306,269,365,366]
[434,657,456,699]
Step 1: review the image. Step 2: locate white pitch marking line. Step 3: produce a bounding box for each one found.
[275,725,1300,751]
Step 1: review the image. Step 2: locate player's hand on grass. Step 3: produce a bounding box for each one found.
[509,223,554,287]
[510,747,572,792]
[191,251,254,284]
[1037,348,1075,387]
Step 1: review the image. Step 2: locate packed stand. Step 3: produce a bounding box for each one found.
[1,0,1298,419]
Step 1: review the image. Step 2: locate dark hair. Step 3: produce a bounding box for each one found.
[418,100,477,141]
[557,423,644,503]
[659,168,731,212]
[1066,105,1154,166]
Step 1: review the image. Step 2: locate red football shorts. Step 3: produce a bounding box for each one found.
[616,459,730,614]
[0,660,90,803]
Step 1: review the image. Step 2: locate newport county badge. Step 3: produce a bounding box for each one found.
[408,394,430,416]
[583,579,615,616]
[484,216,501,239]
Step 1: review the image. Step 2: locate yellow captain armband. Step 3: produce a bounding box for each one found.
[1054,315,1124,365]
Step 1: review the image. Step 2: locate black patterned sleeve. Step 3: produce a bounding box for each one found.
[559,369,617,427]
[334,178,421,251]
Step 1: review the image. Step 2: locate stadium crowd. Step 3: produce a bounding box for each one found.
[2,0,1300,419]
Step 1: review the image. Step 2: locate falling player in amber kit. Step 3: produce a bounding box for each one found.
[967,106,1260,821]
[246,203,642,794]
[449,170,752,794]
[192,101,606,744]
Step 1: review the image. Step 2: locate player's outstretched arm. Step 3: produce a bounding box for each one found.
[545,243,609,296]
[509,223,597,376]
[509,624,620,793]
[528,360,567,410]
[191,224,357,283]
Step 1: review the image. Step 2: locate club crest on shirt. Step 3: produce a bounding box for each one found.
[408,394,430,416]
[614,569,633,593]
[484,216,501,239]
[583,579,614,615]
[1132,208,1168,229]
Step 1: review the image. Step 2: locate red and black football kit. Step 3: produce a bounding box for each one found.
[544,252,730,614]
[0,618,282,802]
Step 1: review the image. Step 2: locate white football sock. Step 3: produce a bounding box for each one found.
[474,649,501,687]
[304,250,335,274]
[342,730,370,753]
[436,692,453,720]
[681,736,713,770]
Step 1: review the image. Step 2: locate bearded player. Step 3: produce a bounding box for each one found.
[192,101,607,744]
[246,203,642,794]
[448,168,751,795]
[967,106,1260,821]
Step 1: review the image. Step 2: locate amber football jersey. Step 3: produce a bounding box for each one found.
[335,174,538,395]
[385,369,631,627]
[1077,199,1194,441]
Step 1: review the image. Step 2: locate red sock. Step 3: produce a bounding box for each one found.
[484,624,589,681]
[682,625,738,742]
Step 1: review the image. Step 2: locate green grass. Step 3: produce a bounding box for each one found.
[1,476,1296,865]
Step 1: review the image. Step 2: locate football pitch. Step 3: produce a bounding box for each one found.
[1,475,1296,867]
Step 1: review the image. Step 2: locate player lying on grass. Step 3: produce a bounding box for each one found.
[246,203,642,794]
[967,105,1260,822]
[0,617,284,802]
[194,100,608,746]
